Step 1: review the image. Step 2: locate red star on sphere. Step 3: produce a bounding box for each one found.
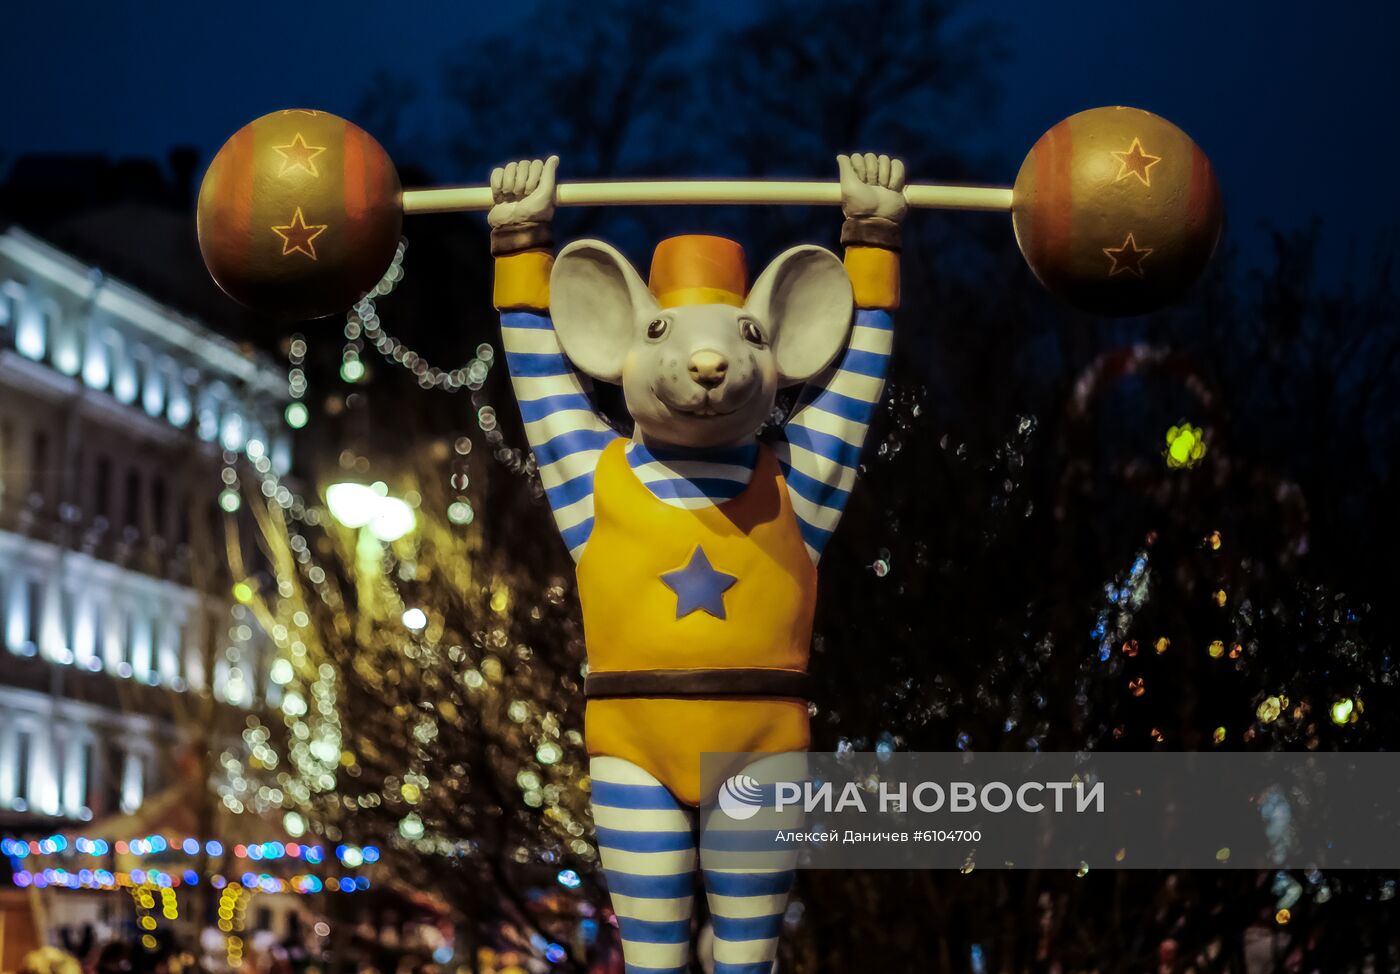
[1103,232,1153,278]
[271,207,328,260]
[273,133,327,178]
[1111,137,1162,187]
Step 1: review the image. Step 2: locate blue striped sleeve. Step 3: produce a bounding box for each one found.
[777,456,852,510]
[795,386,880,424]
[544,470,595,510]
[781,424,865,467]
[780,304,895,562]
[840,348,889,377]
[531,428,614,470]
[856,307,894,329]
[497,308,616,562]
[518,391,596,423]
[794,515,835,553]
[559,517,593,554]
[499,311,555,330]
[505,350,573,377]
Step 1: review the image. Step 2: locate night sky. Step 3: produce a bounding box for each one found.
[5,1,1397,280]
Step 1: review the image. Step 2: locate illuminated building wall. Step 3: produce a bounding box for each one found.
[0,227,289,826]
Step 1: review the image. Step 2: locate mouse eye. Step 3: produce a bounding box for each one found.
[646,318,669,341]
[739,318,765,347]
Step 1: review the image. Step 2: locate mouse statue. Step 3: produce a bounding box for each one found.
[489,151,905,973]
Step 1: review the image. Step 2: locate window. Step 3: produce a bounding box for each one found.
[25,577,43,652]
[166,369,191,427]
[97,601,118,671]
[112,346,138,404]
[100,743,123,815]
[30,429,49,502]
[52,310,82,376]
[3,572,19,654]
[0,418,11,505]
[83,740,97,811]
[123,468,141,530]
[15,298,46,361]
[157,617,180,684]
[58,588,76,660]
[197,385,226,442]
[175,489,190,545]
[128,609,151,680]
[179,613,203,690]
[220,411,245,452]
[83,329,113,391]
[119,750,143,813]
[0,281,24,331]
[14,730,32,806]
[140,356,166,418]
[94,456,112,519]
[152,476,168,540]
[62,736,88,816]
[124,609,138,669]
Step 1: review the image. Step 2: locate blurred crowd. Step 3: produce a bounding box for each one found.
[10,927,321,974]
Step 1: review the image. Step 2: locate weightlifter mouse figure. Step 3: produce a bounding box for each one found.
[195,99,1221,974]
[488,152,904,973]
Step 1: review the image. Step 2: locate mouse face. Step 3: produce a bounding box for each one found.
[550,239,854,450]
[622,303,779,448]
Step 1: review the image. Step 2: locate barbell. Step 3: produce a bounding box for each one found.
[196,105,1222,321]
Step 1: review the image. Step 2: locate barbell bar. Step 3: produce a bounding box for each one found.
[401,180,1014,215]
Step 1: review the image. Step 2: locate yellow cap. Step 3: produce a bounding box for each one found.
[648,235,747,308]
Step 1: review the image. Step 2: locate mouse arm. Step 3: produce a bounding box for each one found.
[777,153,904,563]
[491,157,618,561]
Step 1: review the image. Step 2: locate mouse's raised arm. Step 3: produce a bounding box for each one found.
[490,156,618,561]
[777,153,905,563]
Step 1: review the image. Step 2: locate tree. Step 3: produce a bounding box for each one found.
[223,445,603,973]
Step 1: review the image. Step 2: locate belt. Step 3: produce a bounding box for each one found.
[584,667,814,701]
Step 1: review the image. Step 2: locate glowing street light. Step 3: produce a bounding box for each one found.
[325,481,416,542]
[326,480,418,643]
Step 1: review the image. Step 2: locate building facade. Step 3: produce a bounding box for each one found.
[0,226,289,829]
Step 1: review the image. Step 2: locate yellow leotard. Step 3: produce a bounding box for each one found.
[578,439,815,805]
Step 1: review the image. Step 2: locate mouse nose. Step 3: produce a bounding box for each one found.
[688,350,728,388]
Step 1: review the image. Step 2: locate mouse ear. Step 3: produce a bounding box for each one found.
[550,239,658,384]
[745,245,853,386]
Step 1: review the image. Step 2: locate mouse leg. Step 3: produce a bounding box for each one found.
[698,751,809,973]
[592,755,699,972]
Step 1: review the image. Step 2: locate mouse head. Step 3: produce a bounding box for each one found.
[550,234,854,448]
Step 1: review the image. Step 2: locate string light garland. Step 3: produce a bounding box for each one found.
[219,885,247,969]
[286,335,310,429]
[3,833,376,894]
[0,834,375,863]
[338,240,497,393]
[8,868,369,893]
[257,238,538,543]
[129,883,161,951]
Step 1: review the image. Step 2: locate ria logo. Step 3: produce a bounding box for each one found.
[717,774,766,821]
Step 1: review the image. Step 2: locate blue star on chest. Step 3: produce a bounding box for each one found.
[660,546,738,620]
